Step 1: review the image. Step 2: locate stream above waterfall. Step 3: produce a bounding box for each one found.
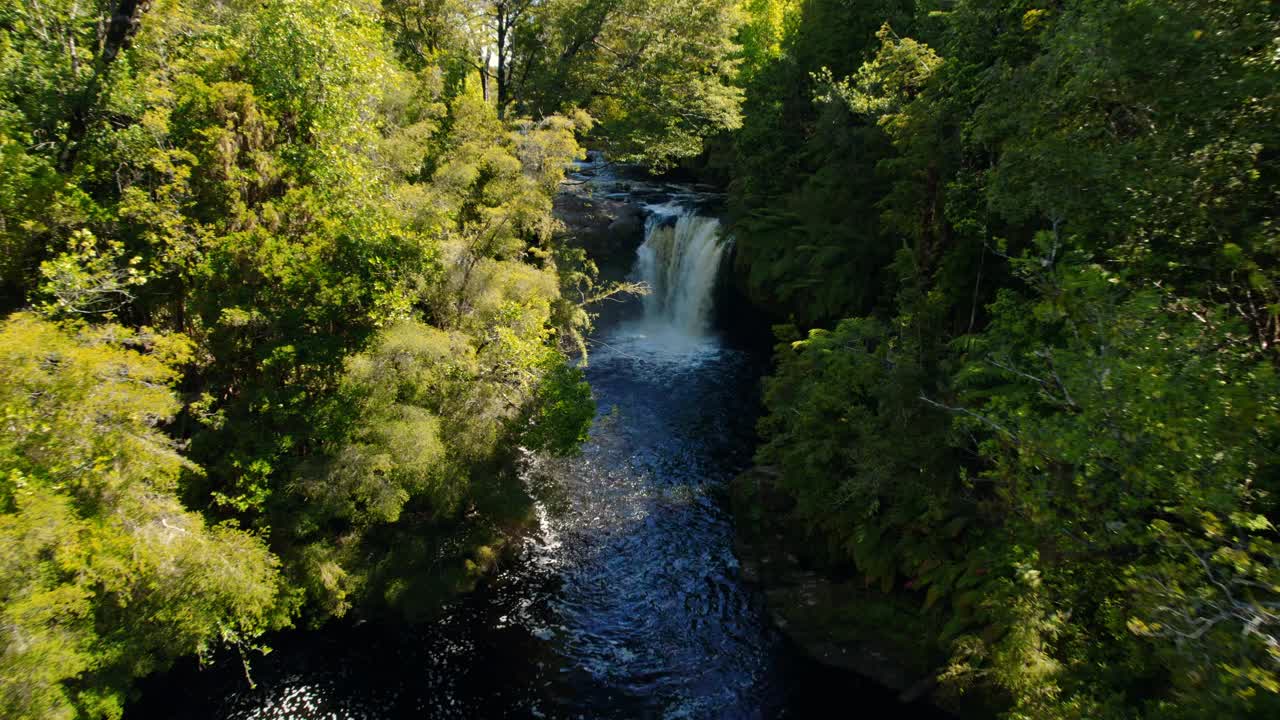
[128,165,946,720]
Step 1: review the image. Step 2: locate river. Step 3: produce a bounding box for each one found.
[128,167,945,719]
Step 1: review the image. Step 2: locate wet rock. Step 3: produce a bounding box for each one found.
[553,191,646,270]
[606,209,644,246]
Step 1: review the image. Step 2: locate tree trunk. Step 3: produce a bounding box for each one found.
[60,0,151,171]
[496,3,508,119]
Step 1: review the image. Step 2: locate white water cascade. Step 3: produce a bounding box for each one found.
[633,210,729,336]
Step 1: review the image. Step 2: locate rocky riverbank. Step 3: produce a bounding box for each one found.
[730,467,969,712]
[553,190,645,265]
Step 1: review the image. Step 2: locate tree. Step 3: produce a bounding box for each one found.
[3,0,602,638]
[738,1,1280,716]
[511,0,745,168]
[0,314,286,720]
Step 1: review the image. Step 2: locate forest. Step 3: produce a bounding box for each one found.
[0,0,1276,718]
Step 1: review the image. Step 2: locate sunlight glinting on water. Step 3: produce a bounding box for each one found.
[132,168,910,720]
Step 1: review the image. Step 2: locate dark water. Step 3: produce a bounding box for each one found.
[131,319,943,719]
[129,183,947,719]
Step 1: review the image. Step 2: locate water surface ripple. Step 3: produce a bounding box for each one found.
[129,192,943,720]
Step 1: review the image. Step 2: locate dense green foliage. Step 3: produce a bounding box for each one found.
[511,0,745,168]
[381,0,746,169]
[734,0,1280,717]
[5,0,1277,716]
[0,0,749,715]
[0,314,284,719]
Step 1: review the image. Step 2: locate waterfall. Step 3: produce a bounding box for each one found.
[634,210,729,336]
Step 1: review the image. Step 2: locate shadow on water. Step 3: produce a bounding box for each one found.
[129,181,951,720]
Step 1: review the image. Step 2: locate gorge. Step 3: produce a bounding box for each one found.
[127,168,941,719]
[2,2,1275,719]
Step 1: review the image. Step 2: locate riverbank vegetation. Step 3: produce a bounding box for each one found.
[729,1,1280,718]
[3,0,1277,718]
[0,0,742,716]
